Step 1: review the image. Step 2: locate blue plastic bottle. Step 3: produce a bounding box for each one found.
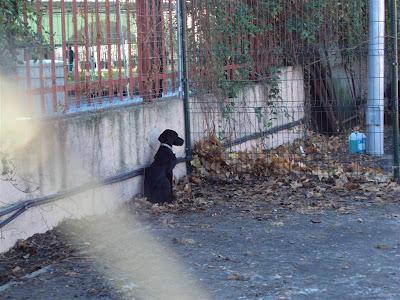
[348,131,366,154]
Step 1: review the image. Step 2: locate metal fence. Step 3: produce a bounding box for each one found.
[186,0,399,181]
[18,0,179,114]
[18,0,400,180]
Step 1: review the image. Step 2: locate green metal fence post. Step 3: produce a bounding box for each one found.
[391,0,400,181]
[178,0,193,173]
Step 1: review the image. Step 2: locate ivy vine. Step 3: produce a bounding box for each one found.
[0,0,41,74]
[188,0,368,132]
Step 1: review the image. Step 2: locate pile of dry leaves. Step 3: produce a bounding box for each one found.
[0,228,75,285]
[134,132,398,216]
[191,132,394,187]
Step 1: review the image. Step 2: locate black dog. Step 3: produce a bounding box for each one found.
[144,129,184,204]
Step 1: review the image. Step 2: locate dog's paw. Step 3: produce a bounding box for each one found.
[171,194,177,202]
[172,174,177,185]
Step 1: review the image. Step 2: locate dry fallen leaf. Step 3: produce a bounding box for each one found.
[227,272,247,281]
[11,266,22,275]
[375,244,390,250]
[184,183,192,193]
[172,238,196,245]
[271,221,284,227]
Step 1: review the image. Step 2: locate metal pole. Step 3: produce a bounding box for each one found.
[176,1,183,97]
[367,0,385,155]
[391,0,400,181]
[118,1,130,98]
[178,0,192,173]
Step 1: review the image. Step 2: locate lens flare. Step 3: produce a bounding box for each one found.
[0,76,39,153]
[65,204,210,299]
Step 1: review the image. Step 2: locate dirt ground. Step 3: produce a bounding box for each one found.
[1,175,399,300]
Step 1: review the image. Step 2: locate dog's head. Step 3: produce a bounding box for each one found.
[158,129,184,146]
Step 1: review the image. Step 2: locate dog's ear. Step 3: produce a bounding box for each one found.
[158,129,175,145]
[158,131,167,143]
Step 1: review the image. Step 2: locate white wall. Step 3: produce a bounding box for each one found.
[0,99,186,252]
[190,66,305,151]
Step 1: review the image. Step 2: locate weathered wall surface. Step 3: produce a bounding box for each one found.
[0,99,186,252]
[190,66,305,151]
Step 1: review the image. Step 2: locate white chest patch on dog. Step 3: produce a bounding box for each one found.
[161,143,173,151]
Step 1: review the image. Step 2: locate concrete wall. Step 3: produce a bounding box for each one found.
[0,66,305,253]
[0,99,186,252]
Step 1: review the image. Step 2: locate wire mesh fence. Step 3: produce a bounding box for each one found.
[186,0,398,182]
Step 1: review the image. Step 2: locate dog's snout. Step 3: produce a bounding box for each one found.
[174,136,184,146]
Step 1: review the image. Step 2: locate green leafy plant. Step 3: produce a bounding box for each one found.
[187,0,260,99]
[0,0,41,74]
[188,0,369,136]
[256,68,285,131]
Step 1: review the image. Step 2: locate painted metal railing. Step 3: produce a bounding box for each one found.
[18,0,180,115]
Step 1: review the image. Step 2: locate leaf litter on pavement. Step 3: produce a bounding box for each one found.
[0,132,399,288]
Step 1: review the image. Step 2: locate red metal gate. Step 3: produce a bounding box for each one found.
[19,0,179,114]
